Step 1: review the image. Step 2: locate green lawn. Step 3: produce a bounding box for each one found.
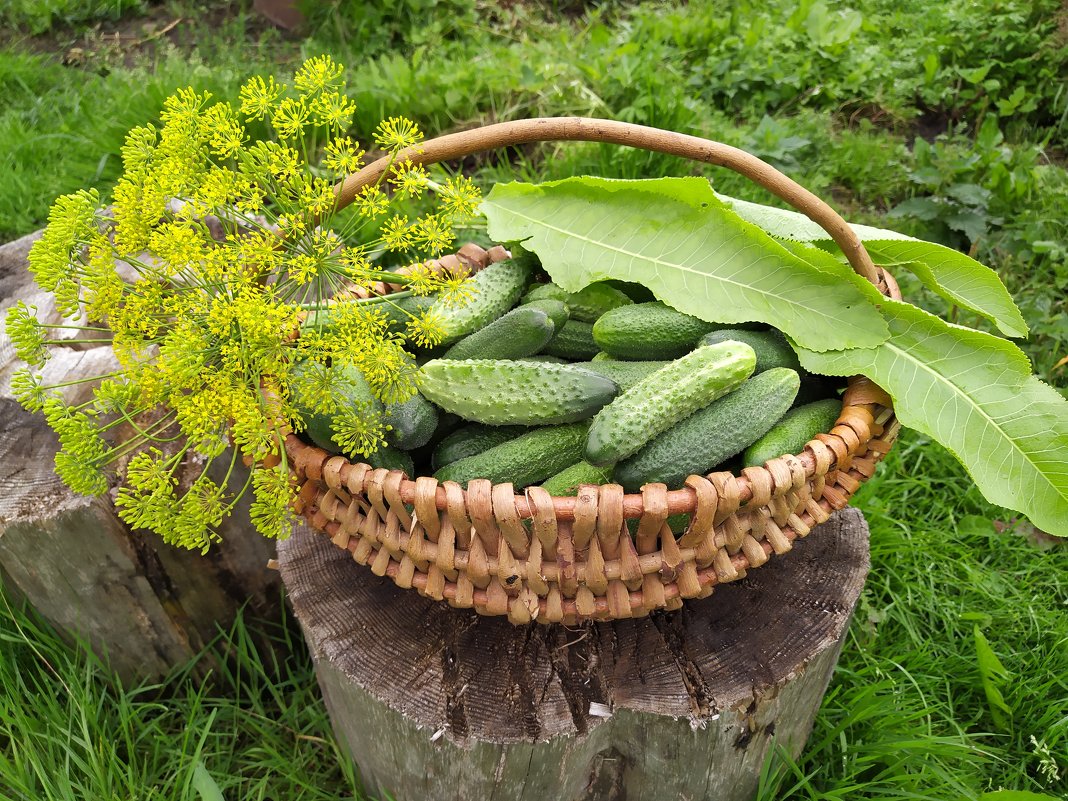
[1,1,1066,798]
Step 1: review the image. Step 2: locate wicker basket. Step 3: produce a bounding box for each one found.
[285,118,901,625]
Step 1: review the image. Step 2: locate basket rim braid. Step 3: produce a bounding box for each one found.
[283,118,901,625]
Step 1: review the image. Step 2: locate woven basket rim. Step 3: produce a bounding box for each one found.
[282,248,901,521]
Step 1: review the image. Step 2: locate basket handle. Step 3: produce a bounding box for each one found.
[334,117,880,285]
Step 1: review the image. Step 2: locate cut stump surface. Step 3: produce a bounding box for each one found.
[280,507,869,801]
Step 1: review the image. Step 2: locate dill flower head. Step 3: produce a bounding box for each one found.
[14,55,484,551]
[5,302,47,367]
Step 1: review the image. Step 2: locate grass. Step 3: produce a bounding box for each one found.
[3,434,1065,800]
[1,1,1066,798]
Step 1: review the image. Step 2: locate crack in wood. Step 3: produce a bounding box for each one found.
[650,606,713,718]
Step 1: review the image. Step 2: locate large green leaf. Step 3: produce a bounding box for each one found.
[482,177,889,352]
[796,300,1068,536]
[719,193,1028,339]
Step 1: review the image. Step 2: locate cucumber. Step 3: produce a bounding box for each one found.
[590,351,616,362]
[434,423,590,488]
[699,329,800,373]
[540,460,613,496]
[543,320,600,360]
[291,362,382,453]
[520,282,567,305]
[442,305,555,361]
[743,398,841,467]
[585,342,756,466]
[382,392,439,450]
[366,444,415,476]
[515,354,568,364]
[431,424,527,470]
[419,359,618,425]
[593,302,719,360]
[521,298,570,332]
[428,253,536,343]
[571,360,670,392]
[522,282,632,322]
[614,368,800,491]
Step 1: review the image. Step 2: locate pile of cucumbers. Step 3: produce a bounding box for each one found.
[298,252,843,499]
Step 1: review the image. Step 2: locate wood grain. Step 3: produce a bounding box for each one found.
[280,508,869,801]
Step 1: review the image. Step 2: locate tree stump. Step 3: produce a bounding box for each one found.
[0,232,282,683]
[279,507,869,801]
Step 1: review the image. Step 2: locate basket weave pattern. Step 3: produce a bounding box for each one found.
[286,242,900,625]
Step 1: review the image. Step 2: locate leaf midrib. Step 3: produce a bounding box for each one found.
[883,339,1064,499]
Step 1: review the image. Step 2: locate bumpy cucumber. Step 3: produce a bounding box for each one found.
[699,329,800,373]
[540,461,613,496]
[521,298,570,332]
[366,444,415,475]
[615,368,801,491]
[431,424,527,470]
[291,362,381,454]
[543,320,600,360]
[434,423,589,488]
[590,351,616,362]
[418,359,618,425]
[382,392,439,450]
[585,342,756,466]
[593,302,719,360]
[428,253,536,343]
[743,398,841,467]
[522,282,632,322]
[572,360,670,392]
[521,282,567,304]
[442,305,555,361]
[515,354,568,364]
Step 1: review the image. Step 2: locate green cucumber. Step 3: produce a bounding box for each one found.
[614,368,801,491]
[521,298,570,332]
[515,354,568,364]
[540,460,613,496]
[572,360,670,392]
[699,329,800,373]
[382,392,439,450]
[743,398,841,467]
[522,282,632,322]
[428,253,536,343]
[291,362,382,453]
[593,302,719,360]
[590,351,616,362]
[419,359,618,425]
[442,305,555,361]
[520,282,567,305]
[585,342,756,466]
[543,320,600,360]
[366,444,415,475]
[434,423,590,488]
[431,424,527,470]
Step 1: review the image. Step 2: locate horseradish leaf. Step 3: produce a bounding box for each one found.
[483,176,888,352]
[796,300,1068,536]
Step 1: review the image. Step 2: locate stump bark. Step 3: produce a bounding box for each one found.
[279,507,869,801]
[0,232,282,683]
